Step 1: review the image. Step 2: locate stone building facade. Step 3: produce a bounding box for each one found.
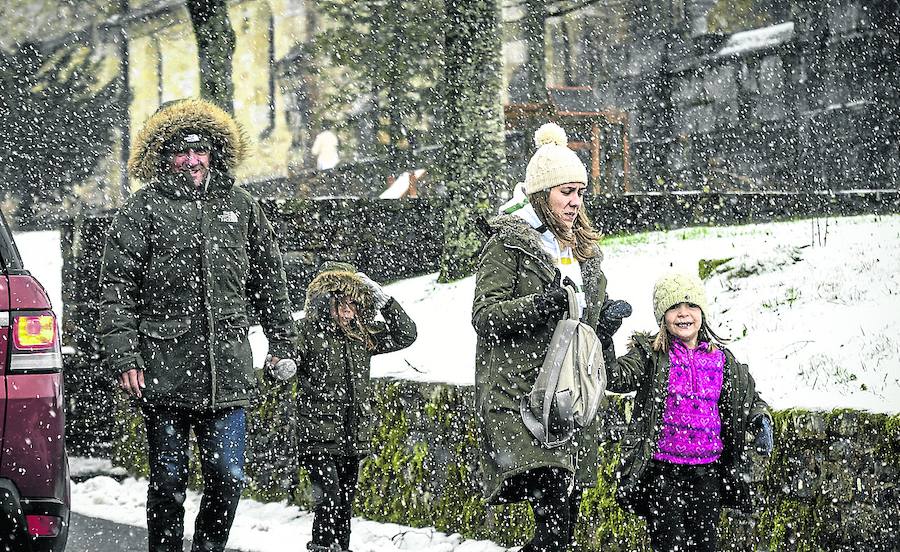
[587,0,899,191]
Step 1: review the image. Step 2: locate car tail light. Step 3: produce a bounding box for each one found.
[26,514,61,537]
[13,314,56,350]
[9,311,62,372]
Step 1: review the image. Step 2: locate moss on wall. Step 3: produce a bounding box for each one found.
[110,395,149,479]
[356,383,431,525]
[577,442,649,551]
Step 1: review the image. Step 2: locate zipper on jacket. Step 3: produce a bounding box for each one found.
[197,197,217,409]
[687,347,696,394]
[342,340,355,452]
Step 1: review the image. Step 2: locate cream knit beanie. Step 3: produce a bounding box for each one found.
[652,272,709,322]
[524,122,588,195]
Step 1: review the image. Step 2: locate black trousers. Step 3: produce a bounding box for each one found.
[301,453,361,551]
[644,461,722,552]
[507,467,581,552]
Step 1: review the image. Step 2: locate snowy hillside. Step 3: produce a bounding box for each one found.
[14,214,900,414]
[361,214,899,413]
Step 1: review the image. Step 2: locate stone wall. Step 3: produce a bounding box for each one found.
[143,378,900,551]
[601,0,899,192]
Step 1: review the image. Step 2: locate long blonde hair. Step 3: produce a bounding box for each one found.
[529,189,601,262]
[330,294,377,351]
[652,315,729,352]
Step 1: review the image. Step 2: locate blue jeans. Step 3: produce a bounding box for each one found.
[143,405,246,552]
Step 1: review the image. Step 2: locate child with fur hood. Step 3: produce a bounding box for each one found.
[606,271,774,552]
[287,261,417,552]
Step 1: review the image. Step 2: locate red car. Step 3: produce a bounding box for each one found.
[0,210,69,551]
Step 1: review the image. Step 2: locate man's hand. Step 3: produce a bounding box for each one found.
[266,355,297,381]
[119,368,145,398]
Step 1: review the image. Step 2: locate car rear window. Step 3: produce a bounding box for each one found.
[0,210,25,272]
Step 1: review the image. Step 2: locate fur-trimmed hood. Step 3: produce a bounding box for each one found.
[128,98,249,182]
[304,262,375,323]
[486,212,603,269]
[487,213,556,267]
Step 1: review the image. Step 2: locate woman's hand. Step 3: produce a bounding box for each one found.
[534,285,569,318]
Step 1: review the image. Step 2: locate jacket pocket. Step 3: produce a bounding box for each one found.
[137,318,195,396]
[138,318,191,340]
[297,401,345,444]
[216,312,250,332]
[215,312,254,390]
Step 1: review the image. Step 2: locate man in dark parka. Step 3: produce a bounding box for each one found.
[99,98,297,552]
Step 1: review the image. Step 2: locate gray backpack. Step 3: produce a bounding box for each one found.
[521,285,607,448]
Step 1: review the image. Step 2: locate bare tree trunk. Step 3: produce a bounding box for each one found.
[377,0,412,175]
[118,0,131,200]
[439,0,506,281]
[523,0,547,101]
[185,0,236,112]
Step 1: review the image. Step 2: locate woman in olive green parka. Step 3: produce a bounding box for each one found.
[473,123,628,552]
[293,261,416,552]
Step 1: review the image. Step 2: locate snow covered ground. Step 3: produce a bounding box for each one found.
[15,213,900,551]
[70,459,506,552]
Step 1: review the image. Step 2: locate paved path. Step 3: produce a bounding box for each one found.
[66,512,241,552]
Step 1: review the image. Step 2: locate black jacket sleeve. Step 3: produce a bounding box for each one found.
[98,194,150,375]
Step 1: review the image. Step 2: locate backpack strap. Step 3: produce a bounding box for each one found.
[564,283,579,320]
[520,398,548,444]
[520,395,575,449]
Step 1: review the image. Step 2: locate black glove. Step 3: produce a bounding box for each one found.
[534,285,568,318]
[751,414,774,456]
[596,297,633,344]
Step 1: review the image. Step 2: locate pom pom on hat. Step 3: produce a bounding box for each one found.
[524,122,588,195]
[534,122,568,148]
[652,271,709,322]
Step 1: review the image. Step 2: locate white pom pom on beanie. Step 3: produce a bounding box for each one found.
[652,271,709,322]
[524,122,588,195]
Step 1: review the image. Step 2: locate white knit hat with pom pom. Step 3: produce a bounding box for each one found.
[524,122,588,195]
